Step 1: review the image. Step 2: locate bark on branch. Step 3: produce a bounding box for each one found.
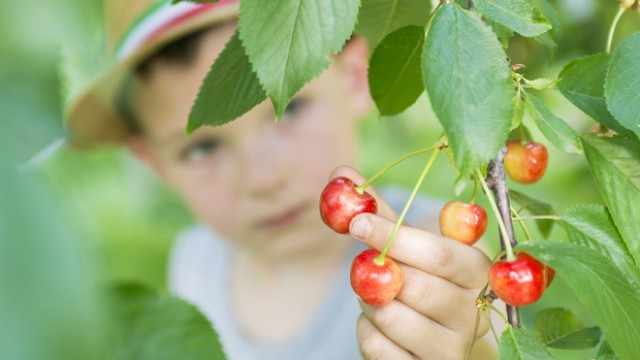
[486,148,521,327]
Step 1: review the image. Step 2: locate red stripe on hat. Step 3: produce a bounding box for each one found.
[146,0,238,44]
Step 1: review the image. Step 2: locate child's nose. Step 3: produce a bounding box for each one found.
[242,129,289,199]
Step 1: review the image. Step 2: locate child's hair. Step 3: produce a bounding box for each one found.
[135,29,208,80]
[118,23,223,135]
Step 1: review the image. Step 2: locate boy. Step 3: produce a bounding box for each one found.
[66,0,496,358]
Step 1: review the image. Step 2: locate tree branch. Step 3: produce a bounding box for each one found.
[486,147,521,327]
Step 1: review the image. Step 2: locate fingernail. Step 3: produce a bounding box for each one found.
[350,215,371,239]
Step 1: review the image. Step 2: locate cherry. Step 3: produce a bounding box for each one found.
[439,201,488,245]
[320,177,378,234]
[489,253,550,306]
[504,140,548,184]
[350,249,404,306]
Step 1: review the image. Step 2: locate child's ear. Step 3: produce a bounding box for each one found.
[338,36,372,117]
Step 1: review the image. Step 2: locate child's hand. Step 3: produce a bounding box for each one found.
[330,167,492,359]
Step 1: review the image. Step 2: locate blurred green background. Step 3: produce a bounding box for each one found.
[2,0,639,359]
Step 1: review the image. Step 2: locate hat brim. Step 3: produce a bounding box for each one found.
[65,4,238,148]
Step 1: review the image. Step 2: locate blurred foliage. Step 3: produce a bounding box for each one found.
[1,0,639,359]
[0,126,106,360]
[107,282,227,359]
[43,149,191,289]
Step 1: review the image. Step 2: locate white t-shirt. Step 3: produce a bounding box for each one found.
[168,188,443,360]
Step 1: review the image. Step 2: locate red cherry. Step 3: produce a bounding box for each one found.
[489,253,548,306]
[350,249,404,306]
[504,141,549,184]
[319,177,378,234]
[439,201,488,245]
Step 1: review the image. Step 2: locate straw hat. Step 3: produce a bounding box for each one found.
[64,0,239,148]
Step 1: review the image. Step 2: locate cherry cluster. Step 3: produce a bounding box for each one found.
[319,140,554,309]
[319,176,399,306]
[490,140,554,307]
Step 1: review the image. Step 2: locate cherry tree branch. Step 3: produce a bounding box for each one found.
[486,147,521,328]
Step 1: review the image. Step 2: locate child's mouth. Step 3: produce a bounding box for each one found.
[255,201,311,229]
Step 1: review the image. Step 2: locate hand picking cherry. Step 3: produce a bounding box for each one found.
[489,252,552,306]
[350,249,404,306]
[504,140,548,184]
[439,201,488,245]
[320,177,378,234]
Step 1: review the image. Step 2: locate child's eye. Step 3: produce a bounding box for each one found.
[180,137,221,162]
[283,97,308,118]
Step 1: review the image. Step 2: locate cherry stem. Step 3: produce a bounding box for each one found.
[488,318,500,345]
[374,147,441,265]
[469,177,479,204]
[356,146,437,194]
[489,304,509,324]
[491,250,506,263]
[474,283,491,305]
[476,170,515,261]
[465,309,482,360]
[518,215,561,221]
[510,207,534,243]
[607,7,626,54]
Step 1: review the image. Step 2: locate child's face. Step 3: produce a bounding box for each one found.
[130,23,370,258]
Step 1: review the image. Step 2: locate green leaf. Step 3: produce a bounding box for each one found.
[356,0,430,48]
[473,0,551,37]
[485,18,514,49]
[108,282,226,360]
[530,1,560,51]
[582,134,640,266]
[523,78,556,90]
[533,32,557,49]
[509,125,533,143]
[1,147,107,359]
[423,3,514,177]
[534,308,601,349]
[533,0,560,31]
[557,53,628,134]
[509,190,554,238]
[547,328,601,350]
[520,241,640,360]
[561,204,640,286]
[369,26,424,115]
[499,326,554,360]
[188,31,266,132]
[596,341,618,360]
[605,32,640,137]
[525,92,581,154]
[238,0,360,116]
[511,95,526,130]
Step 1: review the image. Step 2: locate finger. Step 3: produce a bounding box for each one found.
[329,166,397,220]
[397,265,490,336]
[360,300,467,360]
[357,314,415,360]
[349,213,491,288]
